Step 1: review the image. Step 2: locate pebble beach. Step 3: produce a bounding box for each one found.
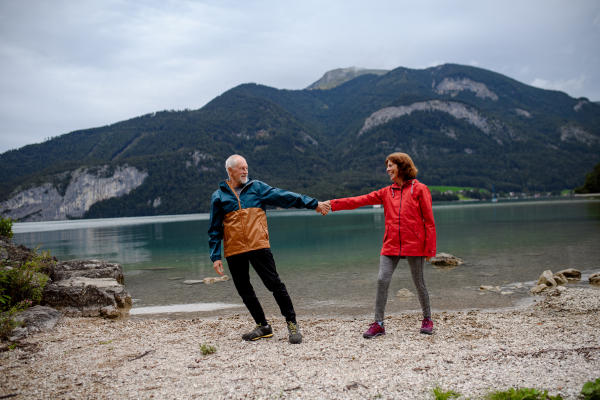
[1,287,599,399]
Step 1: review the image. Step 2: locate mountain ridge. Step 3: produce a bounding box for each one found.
[306,67,389,90]
[1,63,599,221]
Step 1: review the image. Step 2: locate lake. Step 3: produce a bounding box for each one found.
[12,199,600,320]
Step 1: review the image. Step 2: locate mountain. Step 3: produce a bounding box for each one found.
[1,64,599,221]
[306,67,389,90]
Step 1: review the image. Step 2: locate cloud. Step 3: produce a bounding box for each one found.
[531,75,586,96]
[1,0,600,153]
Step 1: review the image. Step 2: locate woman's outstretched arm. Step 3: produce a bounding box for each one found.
[329,189,384,212]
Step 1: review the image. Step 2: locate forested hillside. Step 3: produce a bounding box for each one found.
[1,64,599,220]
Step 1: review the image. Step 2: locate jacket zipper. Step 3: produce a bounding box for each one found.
[399,185,402,256]
[226,180,242,208]
[396,180,413,256]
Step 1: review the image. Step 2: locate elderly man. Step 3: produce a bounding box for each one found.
[208,154,330,344]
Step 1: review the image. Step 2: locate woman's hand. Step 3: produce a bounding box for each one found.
[316,201,331,216]
[425,257,431,261]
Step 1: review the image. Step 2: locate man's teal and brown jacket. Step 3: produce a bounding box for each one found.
[208,179,319,262]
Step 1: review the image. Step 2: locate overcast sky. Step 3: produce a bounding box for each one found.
[1,0,599,154]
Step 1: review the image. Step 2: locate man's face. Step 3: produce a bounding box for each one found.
[228,157,249,186]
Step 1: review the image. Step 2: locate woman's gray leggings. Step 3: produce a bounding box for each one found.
[375,255,430,321]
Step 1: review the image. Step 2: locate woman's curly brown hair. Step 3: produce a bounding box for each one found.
[385,152,418,180]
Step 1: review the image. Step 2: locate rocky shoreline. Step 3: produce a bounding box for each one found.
[1,236,132,341]
[2,236,599,399]
[1,287,599,399]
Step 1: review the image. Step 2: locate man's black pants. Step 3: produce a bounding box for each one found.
[226,248,296,324]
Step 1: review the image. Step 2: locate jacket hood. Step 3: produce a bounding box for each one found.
[391,179,418,190]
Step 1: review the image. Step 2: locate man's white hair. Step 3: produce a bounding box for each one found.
[225,154,241,172]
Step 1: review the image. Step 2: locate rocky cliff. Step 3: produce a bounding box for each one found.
[306,67,389,90]
[0,165,147,222]
[434,77,499,100]
[358,100,515,145]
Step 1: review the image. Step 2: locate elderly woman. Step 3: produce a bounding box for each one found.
[327,152,436,337]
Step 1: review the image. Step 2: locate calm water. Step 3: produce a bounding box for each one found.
[12,199,600,320]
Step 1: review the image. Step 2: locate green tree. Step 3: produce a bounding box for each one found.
[575,162,600,194]
[0,208,14,239]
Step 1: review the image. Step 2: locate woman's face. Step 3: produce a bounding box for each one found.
[386,160,401,182]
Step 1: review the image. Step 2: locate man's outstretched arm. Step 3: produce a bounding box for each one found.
[260,181,328,213]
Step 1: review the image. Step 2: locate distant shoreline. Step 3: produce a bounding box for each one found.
[12,197,600,234]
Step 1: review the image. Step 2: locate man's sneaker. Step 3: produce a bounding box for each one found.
[242,324,273,341]
[363,322,385,339]
[287,321,303,344]
[420,317,433,335]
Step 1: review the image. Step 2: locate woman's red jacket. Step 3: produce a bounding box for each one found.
[331,179,436,257]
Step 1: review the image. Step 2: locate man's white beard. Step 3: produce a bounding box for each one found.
[238,176,248,185]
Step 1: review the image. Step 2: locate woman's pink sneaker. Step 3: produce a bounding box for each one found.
[420,317,433,334]
[363,322,385,338]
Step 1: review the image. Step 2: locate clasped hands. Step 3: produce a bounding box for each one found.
[315,200,331,216]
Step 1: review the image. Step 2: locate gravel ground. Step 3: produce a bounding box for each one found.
[1,288,599,400]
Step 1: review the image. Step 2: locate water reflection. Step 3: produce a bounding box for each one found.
[584,201,600,220]
[16,226,152,265]
[11,200,600,317]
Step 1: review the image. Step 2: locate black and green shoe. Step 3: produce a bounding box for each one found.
[287,321,303,344]
[241,324,273,341]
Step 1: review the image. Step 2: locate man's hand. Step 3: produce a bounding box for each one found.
[316,201,331,216]
[213,260,224,276]
[425,257,432,261]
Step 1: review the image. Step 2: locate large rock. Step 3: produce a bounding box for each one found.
[430,253,463,266]
[537,270,557,287]
[530,284,550,294]
[590,273,600,285]
[9,305,63,341]
[553,273,568,286]
[548,286,567,296]
[203,276,229,285]
[479,286,501,292]
[48,260,124,284]
[0,235,11,248]
[555,269,581,280]
[1,236,131,319]
[397,288,415,298]
[42,277,131,318]
[46,261,131,317]
[6,243,34,263]
[183,276,230,285]
[0,235,59,264]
